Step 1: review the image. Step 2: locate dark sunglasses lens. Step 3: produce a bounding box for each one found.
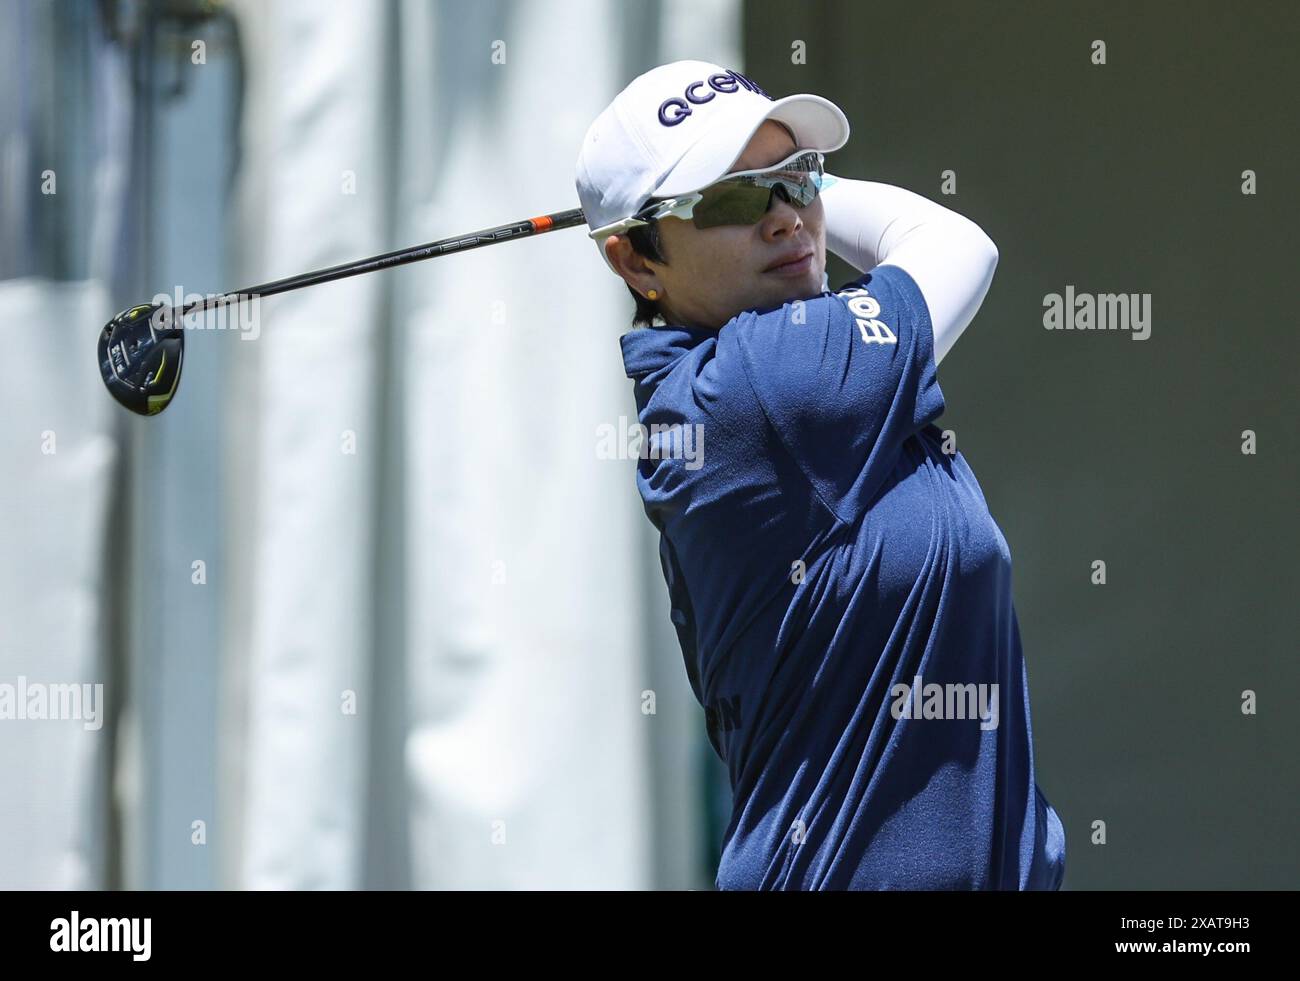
[692,184,773,228]
[692,155,823,228]
[781,175,819,207]
[777,154,824,206]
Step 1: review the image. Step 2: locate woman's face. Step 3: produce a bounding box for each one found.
[606,120,827,331]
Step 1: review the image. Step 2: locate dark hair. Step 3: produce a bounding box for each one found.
[624,219,668,328]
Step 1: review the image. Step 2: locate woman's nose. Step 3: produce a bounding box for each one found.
[763,189,802,237]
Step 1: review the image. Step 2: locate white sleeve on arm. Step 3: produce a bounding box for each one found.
[819,174,999,364]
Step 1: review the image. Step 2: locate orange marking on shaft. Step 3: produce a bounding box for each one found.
[530,215,554,232]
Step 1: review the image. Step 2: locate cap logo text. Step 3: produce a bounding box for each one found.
[658,69,771,126]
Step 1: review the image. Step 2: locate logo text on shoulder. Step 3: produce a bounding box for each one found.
[837,284,897,346]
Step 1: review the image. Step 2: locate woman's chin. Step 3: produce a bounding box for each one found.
[779,270,824,302]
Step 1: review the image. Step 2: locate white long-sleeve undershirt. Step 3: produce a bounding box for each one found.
[818,175,999,365]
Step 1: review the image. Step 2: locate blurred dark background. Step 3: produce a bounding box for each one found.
[745,0,1298,888]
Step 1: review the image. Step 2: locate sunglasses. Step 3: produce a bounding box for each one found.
[591,149,835,240]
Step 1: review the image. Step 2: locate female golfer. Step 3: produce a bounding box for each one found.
[576,60,1065,890]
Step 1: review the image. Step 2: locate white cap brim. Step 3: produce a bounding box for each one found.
[653,93,850,199]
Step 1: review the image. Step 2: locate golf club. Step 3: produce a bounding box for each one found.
[98,207,589,416]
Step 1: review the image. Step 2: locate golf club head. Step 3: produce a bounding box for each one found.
[98,302,185,416]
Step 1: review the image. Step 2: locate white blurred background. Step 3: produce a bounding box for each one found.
[0,0,740,889]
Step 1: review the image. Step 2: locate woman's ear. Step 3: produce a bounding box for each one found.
[606,234,662,298]
[604,235,639,280]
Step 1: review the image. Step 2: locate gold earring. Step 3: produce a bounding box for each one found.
[647,289,659,300]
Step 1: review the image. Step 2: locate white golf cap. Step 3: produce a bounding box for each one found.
[575,60,850,273]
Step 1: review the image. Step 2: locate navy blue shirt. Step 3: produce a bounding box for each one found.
[620,264,1065,890]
